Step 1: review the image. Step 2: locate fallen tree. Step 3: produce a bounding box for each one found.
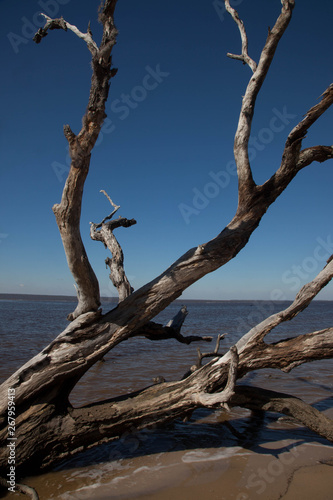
[1,0,333,496]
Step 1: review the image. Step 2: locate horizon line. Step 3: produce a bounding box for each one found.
[0,292,331,303]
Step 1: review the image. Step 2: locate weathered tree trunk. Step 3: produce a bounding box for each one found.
[1,1,333,494]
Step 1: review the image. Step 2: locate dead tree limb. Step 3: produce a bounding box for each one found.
[192,346,239,409]
[1,0,332,426]
[232,0,295,203]
[231,254,333,359]
[36,3,119,321]
[133,306,212,344]
[196,333,226,367]
[133,322,212,345]
[96,190,120,226]
[231,386,333,442]
[224,0,257,71]
[34,14,99,55]
[90,191,136,302]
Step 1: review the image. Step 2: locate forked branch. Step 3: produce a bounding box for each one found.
[224,0,257,72]
[196,333,226,368]
[227,0,295,204]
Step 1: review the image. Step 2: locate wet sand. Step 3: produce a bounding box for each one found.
[6,437,331,500]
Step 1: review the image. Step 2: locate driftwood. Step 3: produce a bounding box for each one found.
[0,1,333,496]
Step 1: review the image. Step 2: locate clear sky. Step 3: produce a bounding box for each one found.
[1,0,332,301]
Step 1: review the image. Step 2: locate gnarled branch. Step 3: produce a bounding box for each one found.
[90,192,136,302]
[240,327,333,374]
[34,13,99,55]
[255,83,333,205]
[296,145,333,170]
[1,250,333,475]
[34,4,119,320]
[133,306,212,345]
[192,346,239,408]
[134,322,212,345]
[272,84,333,183]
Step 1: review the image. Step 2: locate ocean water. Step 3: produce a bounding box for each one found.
[0,297,332,499]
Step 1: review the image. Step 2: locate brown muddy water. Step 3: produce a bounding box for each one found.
[0,297,332,499]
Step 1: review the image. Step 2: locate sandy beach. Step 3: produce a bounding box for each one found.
[8,435,331,500]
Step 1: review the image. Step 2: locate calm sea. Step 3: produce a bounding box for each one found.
[0,296,332,499]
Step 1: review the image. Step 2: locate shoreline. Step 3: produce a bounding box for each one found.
[6,438,332,500]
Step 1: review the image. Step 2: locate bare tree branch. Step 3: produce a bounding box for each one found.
[133,320,212,345]
[227,0,295,205]
[272,84,333,183]
[239,255,333,352]
[296,145,333,170]
[34,13,99,55]
[254,83,333,204]
[166,304,188,329]
[1,257,333,474]
[241,327,333,374]
[287,84,333,146]
[224,1,257,72]
[90,221,135,302]
[97,190,121,227]
[133,306,212,345]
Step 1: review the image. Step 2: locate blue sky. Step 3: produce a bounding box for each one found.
[1,0,332,301]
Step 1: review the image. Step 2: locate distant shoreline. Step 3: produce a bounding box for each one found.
[0,293,116,303]
[0,293,330,303]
